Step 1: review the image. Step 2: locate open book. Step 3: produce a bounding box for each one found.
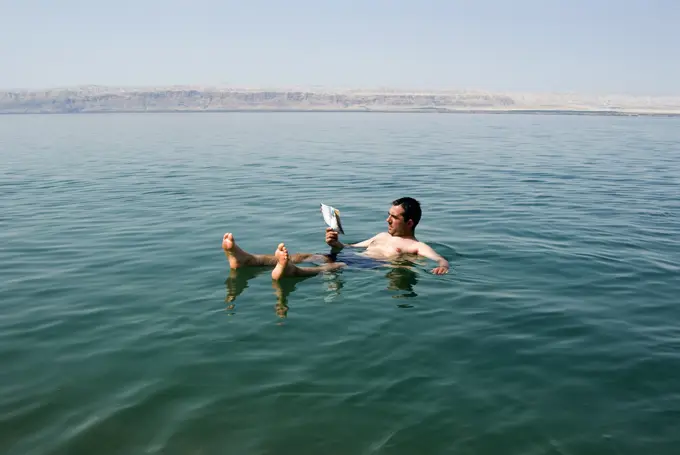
[320,203,345,234]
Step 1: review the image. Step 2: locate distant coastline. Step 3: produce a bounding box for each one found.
[3,109,679,118]
[2,85,680,116]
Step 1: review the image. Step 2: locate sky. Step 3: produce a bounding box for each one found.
[1,0,679,95]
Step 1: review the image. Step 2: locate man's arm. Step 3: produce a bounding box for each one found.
[325,228,380,251]
[415,242,450,275]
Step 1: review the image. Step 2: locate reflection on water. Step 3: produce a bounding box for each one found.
[224,267,320,318]
[385,266,419,301]
[224,261,424,316]
[224,267,269,314]
[322,273,345,303]
[271,278,310,319]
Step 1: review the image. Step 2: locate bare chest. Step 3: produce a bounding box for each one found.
[366,236,419,256]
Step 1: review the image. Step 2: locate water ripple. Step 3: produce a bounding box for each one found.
[0,113,679,455]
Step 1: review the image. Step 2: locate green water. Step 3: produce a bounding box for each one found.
[1,113,679,455]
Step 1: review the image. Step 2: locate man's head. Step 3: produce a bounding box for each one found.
[387,197,422,237]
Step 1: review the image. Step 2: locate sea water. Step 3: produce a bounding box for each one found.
[1,112,679,455]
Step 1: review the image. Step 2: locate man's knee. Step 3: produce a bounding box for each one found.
[291,253,331,264]
[290,253,312,263]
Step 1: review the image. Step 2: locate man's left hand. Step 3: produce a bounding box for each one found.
[431,266,449,275]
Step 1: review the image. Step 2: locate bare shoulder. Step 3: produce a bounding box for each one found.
[371,232,392,244]
[415,240,437,252]
[350,231,389,248]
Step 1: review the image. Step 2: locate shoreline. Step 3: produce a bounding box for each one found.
[1,109,679,117]
[3,86,680,117]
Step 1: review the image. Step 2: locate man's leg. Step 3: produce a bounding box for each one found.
[272,243,345,280]
[222,233,329,269]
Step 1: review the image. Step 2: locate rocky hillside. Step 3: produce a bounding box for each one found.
[1,86,679,115]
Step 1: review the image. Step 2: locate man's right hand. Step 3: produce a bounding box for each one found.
[325,227,343,249]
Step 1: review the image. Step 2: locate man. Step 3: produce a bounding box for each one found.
[222,197,450,280]
[325,197,450,275]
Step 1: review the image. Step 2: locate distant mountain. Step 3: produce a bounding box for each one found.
[1,86,679,115]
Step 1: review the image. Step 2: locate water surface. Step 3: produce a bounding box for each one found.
[1,113,679,455]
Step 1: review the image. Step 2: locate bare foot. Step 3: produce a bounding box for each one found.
[272,243,296,280]
[272,243,346,280]
[222,233,253,269]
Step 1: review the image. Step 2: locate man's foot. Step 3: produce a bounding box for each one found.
[272,243,346,280]
[222,233,254,269]
[272,243,297,280]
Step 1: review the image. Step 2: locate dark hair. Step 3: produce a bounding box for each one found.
[392,197,422,229]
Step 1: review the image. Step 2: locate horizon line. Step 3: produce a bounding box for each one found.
[2,84,679,99]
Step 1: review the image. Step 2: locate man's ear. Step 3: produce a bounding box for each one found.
[406,219,414,228]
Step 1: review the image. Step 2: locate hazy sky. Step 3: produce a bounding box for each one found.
[1,0,678,94]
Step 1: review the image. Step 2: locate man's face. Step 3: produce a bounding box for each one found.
[386,204,412,236]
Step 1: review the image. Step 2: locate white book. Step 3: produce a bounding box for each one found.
[320,203,345,234]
